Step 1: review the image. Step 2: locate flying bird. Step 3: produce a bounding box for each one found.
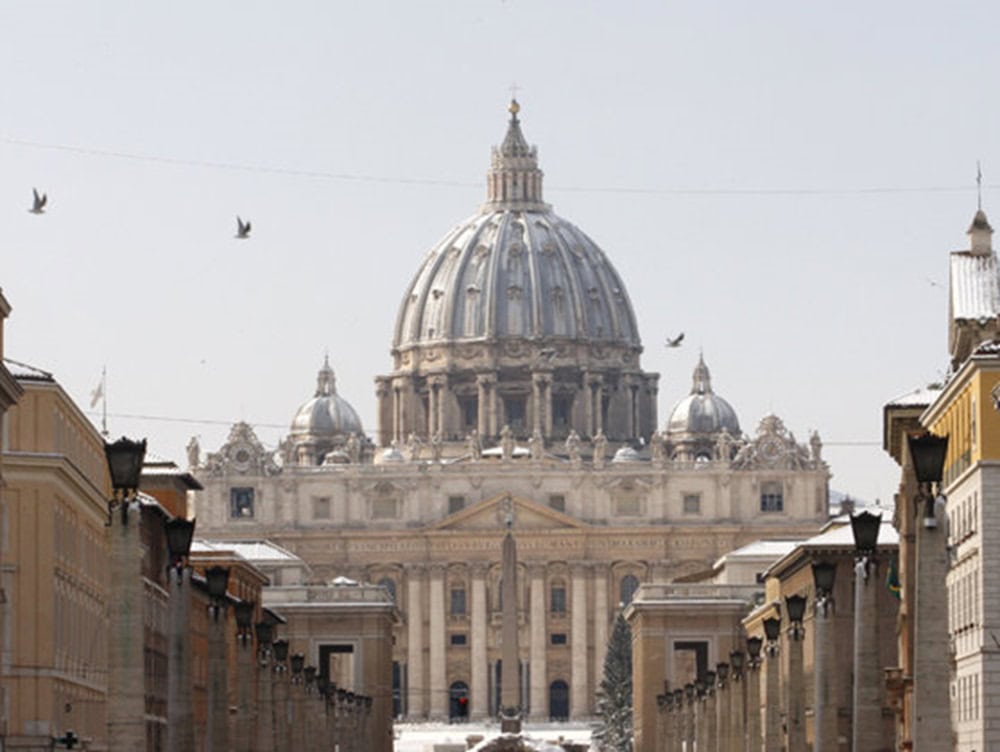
[235,216,251,239]
[29,188,47,214]
[665,333,684,348]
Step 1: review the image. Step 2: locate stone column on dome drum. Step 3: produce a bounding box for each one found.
[428,564,447,719]
[590,377,604,436]
[427,381,439,440]
[406,566,425,718]
[470,564,489,720]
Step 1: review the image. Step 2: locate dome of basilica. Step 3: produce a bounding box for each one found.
[290,357,364,443]
[392,101,640,352]
[666,356,740,438]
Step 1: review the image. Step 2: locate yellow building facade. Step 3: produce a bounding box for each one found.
[1,361,110,749]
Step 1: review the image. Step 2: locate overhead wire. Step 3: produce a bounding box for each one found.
[0,133,987,198]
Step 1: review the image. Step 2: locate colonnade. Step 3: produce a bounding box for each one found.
[403,560,611,720]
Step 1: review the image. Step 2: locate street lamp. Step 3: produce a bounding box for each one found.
[908,433,949,527]
[104,436,147,752]
[165,518,195,571]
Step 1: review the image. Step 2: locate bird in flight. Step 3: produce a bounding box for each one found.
[235,216,251,239]
[665,333,684,348]
[29,188,47,214]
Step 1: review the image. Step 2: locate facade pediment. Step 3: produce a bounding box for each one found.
[429,493,589,532]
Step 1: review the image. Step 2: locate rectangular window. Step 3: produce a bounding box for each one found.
[450,588,467,616]
[230,487,255,518]
[313,497,331,519]
[548,494,566,513]
[450,633,467,646]
[683,493,701,515]
[372,498,399,519]
[460,397,478,430]
[760,482,784,513]
[550,586,567,614]
[448,496,466,515]
[503,396,526,431]
[550,633,568,646]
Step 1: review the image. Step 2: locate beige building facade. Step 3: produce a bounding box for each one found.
[192,102,831,721]
[1,361,109,749]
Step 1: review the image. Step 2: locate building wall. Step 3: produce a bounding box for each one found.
[2,378,109,749]
[195,417,829,719]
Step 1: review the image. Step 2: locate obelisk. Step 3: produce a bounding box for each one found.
[500,497,522,733]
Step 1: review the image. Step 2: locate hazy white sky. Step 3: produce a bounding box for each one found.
[1,1,996,504]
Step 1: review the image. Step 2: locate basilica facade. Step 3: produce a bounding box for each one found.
[190,102,830,721]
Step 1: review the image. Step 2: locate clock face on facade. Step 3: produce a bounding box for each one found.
[758,436,783,464]
[231,444,253,472]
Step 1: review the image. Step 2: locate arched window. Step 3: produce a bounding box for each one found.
[378,577,396,604]
[620,574,640,605]
[449,681,470,721]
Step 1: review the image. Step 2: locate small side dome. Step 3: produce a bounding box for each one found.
[666,356,741,437]
[611,445,642,463]
[288,357,364,465]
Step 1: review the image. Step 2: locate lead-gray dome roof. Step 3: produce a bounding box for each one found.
[290,357,363,440]
[393,101,640,350]
[666,356,740,437]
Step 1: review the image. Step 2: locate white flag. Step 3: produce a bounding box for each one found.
[89,377,104,408]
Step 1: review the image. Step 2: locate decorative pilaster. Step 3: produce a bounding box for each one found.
[166,566,194,752]
[786,625,806,752]
[477,373,497,438]
[854,557,882,751]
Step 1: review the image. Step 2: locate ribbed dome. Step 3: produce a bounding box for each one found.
[290,357,363,440]
[393,101,640,351]
[666,356,740,437]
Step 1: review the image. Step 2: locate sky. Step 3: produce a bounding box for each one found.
[0,1,996,505]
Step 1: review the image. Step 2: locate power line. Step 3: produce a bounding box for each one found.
[0,133,988,198]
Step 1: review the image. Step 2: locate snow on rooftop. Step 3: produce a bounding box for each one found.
[803,516,899,548]
[192,539,302,563]
[951,252,1000,320]
[4,358,53,381]
[886,384,943,408]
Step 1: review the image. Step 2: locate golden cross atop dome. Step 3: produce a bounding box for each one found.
[508,82,521,115]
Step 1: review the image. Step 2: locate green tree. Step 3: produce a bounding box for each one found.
[592,611,633,752]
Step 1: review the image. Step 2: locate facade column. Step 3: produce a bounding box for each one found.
[581,374,593,437]
[476,375,490,439]
[592,378,605,436]
[107,500,145,751]
[166,566,194,752]
[206,602,230,752]
[786,624,806,752]
[532,374,544,435]
[854,558,882,751]
[730,670,744,752]
[746,660,762,752]
[427,381,439,439]
[592,567,608,698]
[428,564,448,719]
[375,378,390,448]
[406,565,425,719]
[470,564,489,720]
[528,563,547,720]
[913,494,951,751]
[255,640,274,752]
[570,562,589,718]
[814,597,837,752]
[764,643,781,750]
